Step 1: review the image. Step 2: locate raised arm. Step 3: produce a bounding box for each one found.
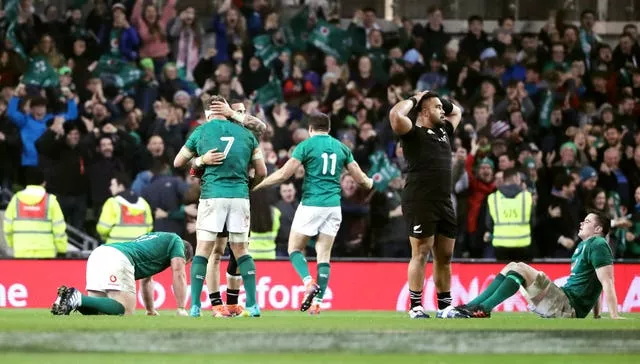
[346,161,373,190]
[595,265,623,319]
[253,157,300,191]
[444,101,462,130]
[389,90,430,136]
[210,101,267,136]
[388,98,415,136]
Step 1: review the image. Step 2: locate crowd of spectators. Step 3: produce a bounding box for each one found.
[1,0,640,259]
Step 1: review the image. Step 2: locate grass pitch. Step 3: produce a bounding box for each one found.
[0,309,638,363]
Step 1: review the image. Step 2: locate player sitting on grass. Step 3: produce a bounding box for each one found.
[451,212,624,319]
[51,232,193,316]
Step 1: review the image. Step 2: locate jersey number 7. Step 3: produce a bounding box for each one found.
[220,136,235,157]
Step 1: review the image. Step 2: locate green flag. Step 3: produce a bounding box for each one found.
[282,6,312,52]
[3,0,27,60]
[367,151,401,192]
[308,19,351,63]
[253,34,280,68]
[95,55,142,90]
[254,79,283,108]
[22,55,60,88]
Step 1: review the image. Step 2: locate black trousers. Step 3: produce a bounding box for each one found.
[494,246,532,262]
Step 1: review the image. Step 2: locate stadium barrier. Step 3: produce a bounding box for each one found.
[1,260,639,312]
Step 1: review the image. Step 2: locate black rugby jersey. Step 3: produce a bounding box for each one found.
[400,122,454,203]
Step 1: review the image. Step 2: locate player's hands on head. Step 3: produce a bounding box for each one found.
[210,101,234,118]
[202,148,225,165]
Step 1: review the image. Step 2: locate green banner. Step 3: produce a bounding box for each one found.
[308,19,351,63]
[254,79,283,108]
[95,55,143,90]
[22,55,60,88]
[367,151,401,192]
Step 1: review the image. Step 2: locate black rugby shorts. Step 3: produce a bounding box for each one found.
[402,198,457,239]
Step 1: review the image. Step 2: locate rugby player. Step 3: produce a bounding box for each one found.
[174,95,266,317]
[253,112,373,314]
[453,211,624,319]
[51,232,193,316]
[200,99,266,317]
[389,91,462,318]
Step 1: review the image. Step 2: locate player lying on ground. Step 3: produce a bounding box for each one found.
[51,232,193,316]
[447,211,623,319]
[253,112,373,314]
[175,95,266,318]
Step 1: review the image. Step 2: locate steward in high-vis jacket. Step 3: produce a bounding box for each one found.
[3,169,67,258]
[97,173,153,244]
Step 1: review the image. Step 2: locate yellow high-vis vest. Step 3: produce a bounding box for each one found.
[487,189,532,248]
[249,207,281,260]
[2,185,67,258]
[96,195,153,244]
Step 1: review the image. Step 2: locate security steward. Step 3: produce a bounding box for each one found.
[485,168,535,261]
[97,173,153,244]
[3,169,68,258]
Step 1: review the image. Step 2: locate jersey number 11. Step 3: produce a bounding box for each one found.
[321,153,337,175]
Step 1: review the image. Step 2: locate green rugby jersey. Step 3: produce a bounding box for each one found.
[186,119,260,199]
[291,134,354,207]
[561,236,614,318]
[110,232,185,280]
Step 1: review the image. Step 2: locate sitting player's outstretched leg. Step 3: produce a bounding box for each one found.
[457,262,538,318]
[288,231,319,312]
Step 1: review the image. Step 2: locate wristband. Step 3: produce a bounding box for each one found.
[194,156,203,168]
[408,97,418,109]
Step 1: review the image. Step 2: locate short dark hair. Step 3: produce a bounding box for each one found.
[623,24,637,33]
[468,15,483,24]
[503,168,519,182]
[30,96,48,108]
[581,9,596,19]
[182,240,194,262]
[308,112,331,132]
[553,173,572,190]
[25,168,45,185]
[362,7,376,14]
[498,15,514,26]
[427,5,441,15]
[112,172,132,189]
[417,91,440,111]
[589,210,611,237]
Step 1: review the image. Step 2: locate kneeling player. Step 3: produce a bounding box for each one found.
[452,212,623,319]
[51,232,193,316]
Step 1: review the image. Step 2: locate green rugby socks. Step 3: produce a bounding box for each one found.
[190,255,208,308]
[289,251,312,284]
[237,255,257,307]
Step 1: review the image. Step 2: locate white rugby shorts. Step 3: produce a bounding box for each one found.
[85,246,136,294]
[291,204,342,237]
[196,198,250,243]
